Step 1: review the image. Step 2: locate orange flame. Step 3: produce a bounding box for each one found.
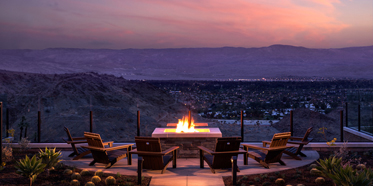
[176,116,197,133]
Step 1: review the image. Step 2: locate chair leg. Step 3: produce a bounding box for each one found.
[73,150,91,160]
[283,151,302,160]
[68,152,77,157]
[105,162,112,169]
[259,161,269,169]
[89,160,96,166]
[161,166,168,174]
[278,159,286,166]
[210,167,215,174]
[200,149,204,168]
[173,150,177,168]
[299,152,307,157]
[128,147,132,165]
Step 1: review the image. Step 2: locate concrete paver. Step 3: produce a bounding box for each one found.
[61,151,319,186]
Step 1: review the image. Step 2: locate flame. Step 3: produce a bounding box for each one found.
[176,116,197,133]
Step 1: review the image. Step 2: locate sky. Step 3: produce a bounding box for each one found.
[0,0,372,49]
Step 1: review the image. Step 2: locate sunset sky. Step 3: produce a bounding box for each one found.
[0,0,372,49]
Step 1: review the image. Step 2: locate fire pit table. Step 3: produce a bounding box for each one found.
[151,113,222,158]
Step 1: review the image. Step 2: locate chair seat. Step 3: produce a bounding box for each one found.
[77,147,90,154]
[107,149,128,162]
[247,150,267,161]
[285,147,297,154]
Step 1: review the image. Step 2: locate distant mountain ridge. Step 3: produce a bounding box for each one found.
[1,45,372,80]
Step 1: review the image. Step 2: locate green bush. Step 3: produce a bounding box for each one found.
[15,155,46,186]
[316,156,342,177]
[327,165,373,186]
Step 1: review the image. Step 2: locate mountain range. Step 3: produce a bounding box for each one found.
[1,45,373,80]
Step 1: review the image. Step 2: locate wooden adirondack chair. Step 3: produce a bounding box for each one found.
[242,132,293,168]
[197,137,246,173]
[130,137,179,174]
[82,132,133,168]
[62,126,91,160]
[283,127,313,160]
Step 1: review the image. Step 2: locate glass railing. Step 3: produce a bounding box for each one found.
[1,93,372,143]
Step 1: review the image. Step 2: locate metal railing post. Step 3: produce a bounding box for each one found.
[340,110,343,142]
[38,111,41,143]
[0,102,3,166]
[137,110,140,136]
[90,111,93,132]
[345,102,348,127]
[241,110,244,142]
[6,108,9,137]
[232,156,238,186]
[290,110,293,136]
[357,104,360,131]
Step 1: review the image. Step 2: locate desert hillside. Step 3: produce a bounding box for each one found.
[0,70,193,142]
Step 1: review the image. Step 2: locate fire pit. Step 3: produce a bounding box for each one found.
[152,112,222,158]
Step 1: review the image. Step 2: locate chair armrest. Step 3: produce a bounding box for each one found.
[105,144,134,151]
[129,149,164,155]
[242,144,268,151]
[266,145,294,151]
[210,149,247,155]
[197,146,214,155]
[262,141,271,147]
[71,137,86,140]
[81,146,106,152]
[103,141,114,147]
[66,140,87,144]
[289,136,303,140]
[162,146,179,155]
[287,141,309,145]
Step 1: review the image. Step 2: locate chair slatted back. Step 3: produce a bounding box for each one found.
[135,137,164,169]
[269,132,291,148]
[212,137,242,169]
[84,132,108,164]
[302,127,313,141]
[64,126,78,154]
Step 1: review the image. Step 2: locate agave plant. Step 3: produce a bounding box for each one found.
[38,147,62,175]
[15,155,46,186]
[327,165,373,186]
[316,156,342,177]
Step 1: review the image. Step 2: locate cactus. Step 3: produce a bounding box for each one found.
[315,177,325,184]
[91,175,102,184]
[95,170,104,177]
[70,179,80,186]
[64,169,73,175]
[85,181,95,186]
[356,164,366,170]
[310,168,321,176]
[309,164,318,169]
[80,169,90,176]
[71,172,81,180]
[105,176,116,185]
[296,184,305,186]
[275,178,285,185]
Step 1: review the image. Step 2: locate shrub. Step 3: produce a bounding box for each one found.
[260,174,268,179]
[327,165,373,186]
[71,172,81,180]
[105,176,116,185]
[18,137,30,151]
[275,178,285,185]
[254,177,261,182]
[315,177,325,184]
[15,155,46,186]
[95,170,104,177]
[262,181,271,186]
[80,169,90,176]
[356,163,366,170]
[269,176,276,181]
[70,179,80,186]
[64,169,73,175]
[92,175,102,184]
[116,172,121,178]
[85,181,95,186]
[1,146,13,162]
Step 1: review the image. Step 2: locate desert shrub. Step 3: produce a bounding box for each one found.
[80,169,90,176]
[315,177,325,184]
[38,147,62,173]
[18,137,30,151]
[275,178,285,185]
[85,181,95,186]
[64,169,73,175]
